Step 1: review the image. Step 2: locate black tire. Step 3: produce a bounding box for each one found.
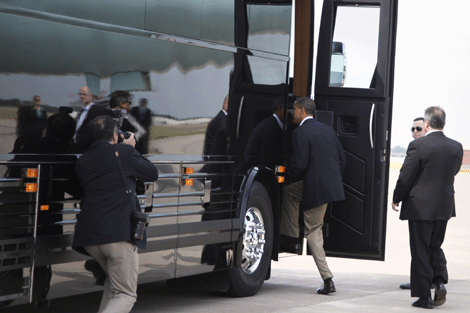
[228,181,273,297]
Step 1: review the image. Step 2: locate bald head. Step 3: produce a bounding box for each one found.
[79,86,92,106]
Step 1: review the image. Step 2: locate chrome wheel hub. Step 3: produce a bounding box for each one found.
[241,207,266,274]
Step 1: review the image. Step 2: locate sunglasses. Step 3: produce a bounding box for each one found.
[411,126,423,132]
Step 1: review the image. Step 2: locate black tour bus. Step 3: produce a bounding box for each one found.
[0,0,398,308]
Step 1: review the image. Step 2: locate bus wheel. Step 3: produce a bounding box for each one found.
[228,181,273,297]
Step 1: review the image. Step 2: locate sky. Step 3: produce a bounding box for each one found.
[391,1,470,149]
[310,1,470,150]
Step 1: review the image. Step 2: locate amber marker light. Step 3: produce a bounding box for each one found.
[275,166,285,173]
[25,183,37,192]
[26,168,39,178]
[40,205,49,211]
[184,179,194,186]
[277,176,285,184]
[185,167,194,174]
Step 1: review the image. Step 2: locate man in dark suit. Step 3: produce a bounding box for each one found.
[16,95,48,140]
[400,116,428,291]
[74,86,112,151]
[236,97,284,174]
[23,112,77,154]
[392,106,463,309]
[203,95,228,155]
[72,115,158,313]
[130,98,152,154]
[280,97,346,295]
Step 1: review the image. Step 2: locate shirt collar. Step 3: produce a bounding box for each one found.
[221,109,227,116]
[83,102,94,111]
[299,116,313,126]
[90,139,113,148]
[272,114,284,130]
[426,129,443,136]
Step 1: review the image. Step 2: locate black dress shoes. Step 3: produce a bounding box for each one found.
[316,280,336,295]
[433,283,446,306]
[412,298,433,309]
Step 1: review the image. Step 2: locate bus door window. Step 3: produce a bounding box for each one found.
[329,6,380,89]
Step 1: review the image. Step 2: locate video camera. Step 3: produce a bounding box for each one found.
[111,110,131,143]
[131,210,150,241]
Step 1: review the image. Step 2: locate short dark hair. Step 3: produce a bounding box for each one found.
[413,117,424,122]
[424,106,446,129]
[87,115,117,143]
[109,90,131,109]
[294,97,316,116]
[46,113,76,143]
[272,97,284,112]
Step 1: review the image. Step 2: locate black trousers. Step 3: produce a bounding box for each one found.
[408,220,448,298]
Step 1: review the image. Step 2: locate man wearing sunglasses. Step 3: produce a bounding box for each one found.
[411,117,426,140]
[108,90,146,141]
[399,117,428,291]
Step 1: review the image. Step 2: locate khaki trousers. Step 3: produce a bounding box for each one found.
[280,180,333,280]
[85,241,139,313]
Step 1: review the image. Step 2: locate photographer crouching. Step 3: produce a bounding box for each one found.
[72,115,158,313]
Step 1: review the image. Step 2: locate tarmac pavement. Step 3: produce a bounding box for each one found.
[268,168,470,312]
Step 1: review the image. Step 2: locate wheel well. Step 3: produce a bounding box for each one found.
[252,170,281,261]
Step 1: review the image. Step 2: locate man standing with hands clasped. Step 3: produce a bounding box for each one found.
[392,106,463,309]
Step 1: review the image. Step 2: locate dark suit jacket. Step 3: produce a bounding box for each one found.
[237,115,283,173]
[120,117,138,134]
[75,104,113,151]
[130,106,152,129]
[288,118,346,211]
[23,137,72,154]
[393,132,463,221]
[203,110,227,155]
[17,106,47,138]
[72,140,158,255]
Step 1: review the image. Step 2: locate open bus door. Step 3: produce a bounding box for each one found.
[313,0,398,260]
